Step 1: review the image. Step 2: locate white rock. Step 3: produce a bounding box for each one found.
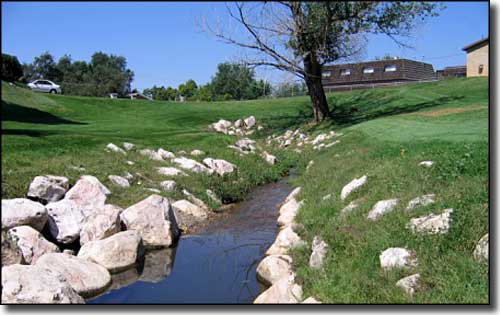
[234,119,243,128]
[2,264,84,304]
[46,199,84,244]
[309,236,328,269]
[120,195,180,248]
[257,125,264,131]
[324,140,340,148]
[235,138,256,152]
[256,255,293,286]
[284,187,301,204]
[145,188,161,193]
[106,143,126,155]
[367,199,399,221]
[173,157,214,175]
[78,230,144,273]
[406,194,436,211]
[254,274,303,304]
[302,297,322,304]
[306,160,314,171]
[340,200,360,215]
[311,133,328,145]
[322,194,332,200]
[1,230,24,266]
[203,158,236,176]
[228,145,250,155]
[206,189,221,204]
[340,175,367,201]
[277,199,303,228]
[380,247,418,270]
[36,253,112,298]
[211,119,232,133]
[189,150,204,157]
[262,151,277,165]
[157,148,175,160]
[244,116,256,129]
[108,175,130,188]
[396,273,420,296]
[473,233,489,262]
[126,160,135,165]
[27,175,69,203]
[177,150,187,155]
[157,167,187,177]
[182,189,209,211]
[122,142,135,151]
[418,161,434,167]
[79,204,122,245]
[139,149,164,161]
[172,200,208,220]
[69,166,86,172]
[227,130,235,135]
[64,175,111,216]
[408,208,453,235]
[1,198,48,231]
[160,180,177,191]
[7,225,60,264]
[123,172,134,180]
[266,226,305,255]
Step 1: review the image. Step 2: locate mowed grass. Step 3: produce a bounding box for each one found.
[1,77,489,303]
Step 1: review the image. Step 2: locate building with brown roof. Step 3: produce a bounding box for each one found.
[462,37,489,77]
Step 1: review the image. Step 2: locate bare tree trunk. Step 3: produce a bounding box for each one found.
[304,52,331,122]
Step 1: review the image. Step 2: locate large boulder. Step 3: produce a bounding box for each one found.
[120,195,180,248]
[108,175,130,188]
[139,248,175,283]
[1,230,24,266]
[157,167,188,177]
[277,199,303,228]
[157,148,175,160]
[160,180,177,192]
[122,142,135,151]
[1,198,48,231]
[36,253,111,298]
[79,204,122,245]
[173,157,214,175]
[405,194,436,211]
[64,175,111,217]
[46,199,84,244]
[340,175,368,201]
[139,149,164,161]
[243,116,256,129]
[172,199,208,228]
[78,230,145,273]
[309,236,328,269]
[261,151,277,165]
[235,138,256,152]
[27,175,69,203]
[210,119,232,134]
[2,264,84,304]
[256,255,293,286]
[396,273,420,296]
[254,274,303,304]
[379,247,418,270]
[284,187,301,204]
[266,226,305,256]
[106,143,126,155]
[202,158,236,176]
[473,233,489,262]
[7,225,60,264]
[408,208,453,235]
[367,199,399,221]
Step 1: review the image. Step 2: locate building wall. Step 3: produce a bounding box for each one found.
[466,43,489,77]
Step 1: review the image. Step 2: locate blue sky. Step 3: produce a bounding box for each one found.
[2,1,489,91]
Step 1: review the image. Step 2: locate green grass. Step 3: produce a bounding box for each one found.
[1,77,489,303]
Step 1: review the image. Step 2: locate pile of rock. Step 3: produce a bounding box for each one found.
[1,174,182,304]
[208,116,261,136]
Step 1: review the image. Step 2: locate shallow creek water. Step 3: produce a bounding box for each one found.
[89,176,293,304]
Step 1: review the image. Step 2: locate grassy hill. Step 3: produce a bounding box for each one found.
[1,77,489,303]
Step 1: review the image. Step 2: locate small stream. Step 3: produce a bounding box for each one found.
[89,176,293,304]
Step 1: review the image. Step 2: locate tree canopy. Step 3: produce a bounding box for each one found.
[1,54,23,82]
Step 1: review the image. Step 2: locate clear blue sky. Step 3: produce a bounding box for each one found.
[2,1,489,91]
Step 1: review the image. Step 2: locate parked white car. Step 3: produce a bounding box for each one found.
[27,80,61,94]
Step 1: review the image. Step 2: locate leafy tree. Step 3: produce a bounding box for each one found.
[1,54,23,82]
[206,2,441,122]
[210,62,260,100]
[178,79,198,98]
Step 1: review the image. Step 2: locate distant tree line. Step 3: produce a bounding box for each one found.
[144,62,272,102]
[15,51,134,97]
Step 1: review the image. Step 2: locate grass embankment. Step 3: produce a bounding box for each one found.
[1,77,488,303]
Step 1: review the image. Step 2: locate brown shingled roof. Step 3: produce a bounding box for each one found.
[462,37,489,52]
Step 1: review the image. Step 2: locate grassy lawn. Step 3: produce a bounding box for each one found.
[1,77,489,303]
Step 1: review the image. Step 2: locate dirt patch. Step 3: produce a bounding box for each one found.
[406,105,488,117]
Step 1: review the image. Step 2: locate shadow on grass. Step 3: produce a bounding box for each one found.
[328,94,465,127]
[263,106,314,135]
[2,129,61,137]
[1,101,87,125]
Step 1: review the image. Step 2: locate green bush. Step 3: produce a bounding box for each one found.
[1,54,23,82]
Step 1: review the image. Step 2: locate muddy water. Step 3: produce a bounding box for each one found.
[89,176,293,304]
